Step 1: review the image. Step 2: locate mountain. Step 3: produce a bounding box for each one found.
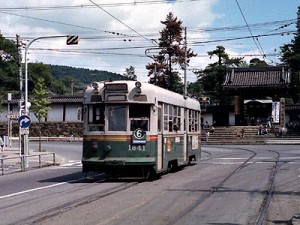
[47,64,125,84]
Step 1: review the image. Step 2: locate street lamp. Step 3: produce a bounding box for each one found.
[23,35,71,168]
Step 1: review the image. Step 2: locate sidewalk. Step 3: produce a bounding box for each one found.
[0,146,63,175]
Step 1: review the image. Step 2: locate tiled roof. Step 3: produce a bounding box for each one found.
[50,96,83,103]
[223,67,290,89]
[286,104,300,111]
[2,95,84,104]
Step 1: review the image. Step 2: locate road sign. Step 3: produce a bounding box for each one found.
[7,114,19,120]
[18,115,31,128]
[20,128,29,135]
[67,35,80,45]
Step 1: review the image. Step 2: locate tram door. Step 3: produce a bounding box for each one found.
[157,105,163,171]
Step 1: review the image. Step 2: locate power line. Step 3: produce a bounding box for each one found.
[0,0,204,11]
[234,0,266,59]
[0,10,136,39]
[190,31,296,45]
[0,10,106,33]
[88,0,156,45]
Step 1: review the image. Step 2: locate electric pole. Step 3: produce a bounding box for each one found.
[16,34,24,155]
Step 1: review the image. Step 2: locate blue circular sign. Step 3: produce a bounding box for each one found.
[18,115,31,128]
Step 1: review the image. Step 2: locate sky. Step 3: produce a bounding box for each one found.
[0,0,299,83]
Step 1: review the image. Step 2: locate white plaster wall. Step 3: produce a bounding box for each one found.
[229,112,236,126]
[202,113,213,126]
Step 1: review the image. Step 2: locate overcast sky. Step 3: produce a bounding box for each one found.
[0,0,299,82]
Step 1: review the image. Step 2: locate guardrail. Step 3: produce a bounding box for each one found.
[0,153,56,176]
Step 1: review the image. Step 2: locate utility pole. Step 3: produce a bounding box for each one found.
[16,34,24,156]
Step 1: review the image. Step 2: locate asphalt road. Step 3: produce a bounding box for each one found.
[11,141,83,164]
[0,145,299,225]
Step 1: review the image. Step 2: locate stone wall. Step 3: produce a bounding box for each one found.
[0,122,84,137]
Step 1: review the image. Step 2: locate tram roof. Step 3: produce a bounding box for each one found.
[84,80,200,111]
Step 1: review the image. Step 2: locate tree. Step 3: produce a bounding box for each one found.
[194,46,244,104]
[0,34,19,93]
[30,78,51,151]
[28,62,53,91]
[280,5,300,103]
[146,12,196,93]
[123,66,137,81]
[280,5,300,71]
[249,58,270,68]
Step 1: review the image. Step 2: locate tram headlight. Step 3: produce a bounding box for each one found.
[92,82,99,90]
[104,145,111,152]
[91,142,98,151]
[135,81,142,88]
[135,81,142,93]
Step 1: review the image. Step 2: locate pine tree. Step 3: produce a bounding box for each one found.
[123,66,137,81]
[146,12,196,93]
[194,46,244,105]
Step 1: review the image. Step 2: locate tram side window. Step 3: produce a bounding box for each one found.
[163,104,181,132]
[189,110,195,132]
[88,105,105,131]
[163,104,169,131]
[158,104,162,132]
[189,110,199,132]
[129,104,150,131]
[108,105,127,131]
[173,106,181,132]
[169,105,173,132]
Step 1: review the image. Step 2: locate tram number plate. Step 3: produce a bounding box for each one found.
[128,145,146,152]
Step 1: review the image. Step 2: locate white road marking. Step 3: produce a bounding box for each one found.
[60,160,82,167]
[0,177,85,200]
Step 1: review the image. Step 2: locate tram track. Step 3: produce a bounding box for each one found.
[256,150,280,225]
[168,147,281,225]
[6,175,139,225]
[167,147,257,225]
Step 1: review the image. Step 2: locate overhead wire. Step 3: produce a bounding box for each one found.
[88,0,157,45]
[0,0,204,11]
[234,0,266,59]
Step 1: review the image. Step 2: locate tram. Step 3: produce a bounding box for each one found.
[81,80,201,178]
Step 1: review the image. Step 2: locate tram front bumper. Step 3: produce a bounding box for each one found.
[82,157,156,166]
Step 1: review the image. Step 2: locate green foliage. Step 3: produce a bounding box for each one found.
[123,66,137,81]
[30,78,51,122]
[280,5,300,103]
[47,64,125,94]
[194,46,244,104]
[249,58,270,68]
[0,34,19,93]
[48,64,124,84]
[28,62,53,91]
[146,12,196,93]
[280,5,300,71]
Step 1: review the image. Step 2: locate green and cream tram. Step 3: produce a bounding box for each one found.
[82,80,201,178]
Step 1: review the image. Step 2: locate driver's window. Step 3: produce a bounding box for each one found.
[108,105,127,131]
[129,104,150,131]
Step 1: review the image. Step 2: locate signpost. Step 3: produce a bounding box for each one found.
[18,115,31,129]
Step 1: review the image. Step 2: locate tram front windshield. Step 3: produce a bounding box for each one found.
[106,104,150,132]
[107,105,127,131]
[88,104,151,132]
